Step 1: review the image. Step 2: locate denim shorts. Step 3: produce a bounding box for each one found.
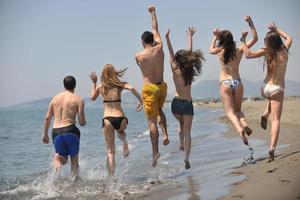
[171,98,194,115]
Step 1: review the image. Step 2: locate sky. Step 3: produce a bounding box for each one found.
[0,0,299,107]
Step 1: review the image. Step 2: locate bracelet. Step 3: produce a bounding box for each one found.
[240,37,246,43]
[248,21,254,27]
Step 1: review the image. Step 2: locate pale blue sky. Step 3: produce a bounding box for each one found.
[0,0,299,107]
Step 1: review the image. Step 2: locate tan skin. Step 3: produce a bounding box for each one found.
[241,22,292,160]
[90,71,143,175]
[135,5,168,167]
[165,27,196,166]
[209,16,258,146]
[42,89,86,177]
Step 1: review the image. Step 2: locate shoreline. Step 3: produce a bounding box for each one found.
[200,98,300,200]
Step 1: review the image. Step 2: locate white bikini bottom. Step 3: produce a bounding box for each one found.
[261,83,284,98]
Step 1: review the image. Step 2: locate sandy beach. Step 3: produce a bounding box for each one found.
[202,98,300,200]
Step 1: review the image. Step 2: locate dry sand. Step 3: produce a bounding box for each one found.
[201,98,300,200]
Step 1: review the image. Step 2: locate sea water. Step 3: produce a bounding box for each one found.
[0,102,279,200]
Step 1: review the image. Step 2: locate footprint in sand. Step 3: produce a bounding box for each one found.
[280,179,290,184]
[267,168,277,173]
[232,194,244,198]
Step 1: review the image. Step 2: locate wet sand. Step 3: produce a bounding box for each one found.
[141,98,300,200]
[204,98,300,200]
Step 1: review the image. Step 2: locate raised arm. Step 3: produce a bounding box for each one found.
[123,83,143,111]
[165,29,179,72]
[42,100,54,144]
[240,32,265,58]
[243,16,258,48]
[89,72,101,101]
[186,26,196,51]
[78,99,86,126]
[268,22,293,49]
[165,29,175,62]
[148,5,162,48]
[209,28,221,54]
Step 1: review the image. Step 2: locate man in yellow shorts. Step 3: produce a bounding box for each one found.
[135,5,169,167]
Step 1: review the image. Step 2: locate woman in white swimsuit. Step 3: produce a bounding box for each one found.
[209,16,258,146]
[241,22,292,162]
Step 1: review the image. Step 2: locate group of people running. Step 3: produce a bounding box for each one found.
[42,5,292,176]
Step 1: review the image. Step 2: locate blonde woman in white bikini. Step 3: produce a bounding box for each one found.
[209,16,258,146]
[241,22,292,162]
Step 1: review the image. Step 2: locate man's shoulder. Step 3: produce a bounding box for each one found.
[52,92,63,101]
[72,93,83,102]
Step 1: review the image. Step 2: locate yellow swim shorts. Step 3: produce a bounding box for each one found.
[141,82,167,117]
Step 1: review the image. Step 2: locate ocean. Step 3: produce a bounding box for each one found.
[0,100,277,200]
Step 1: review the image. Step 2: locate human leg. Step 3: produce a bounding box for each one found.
[63,133,80,176]
[103,120,116,175]
[117,119,129,157]
[261,101,271,130]
[53,154,67,173]
[233,83,252,135]
[220,84,248,145]
[183,115,193,169]
[148,116,160,167]
[53,135,68,172]
[268,91,284,161]
[70,155,79,177]
[158,108,169,145]
[157,82,169,145]
[174,114,184,151]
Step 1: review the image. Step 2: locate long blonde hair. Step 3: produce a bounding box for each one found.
[100,64,127,96]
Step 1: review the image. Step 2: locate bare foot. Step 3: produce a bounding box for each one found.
[244,126,253,136]
[184,160,191,169]
[123,142,129,158]
[260,116,268,130]
[268,149,275,162]
[179,145,184,151]
[152,152,160,167]
[163,138,169,146]
[240,130,248,145]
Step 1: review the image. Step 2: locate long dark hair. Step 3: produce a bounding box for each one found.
[264,31,288,73]
[174,49,205,86]
[217,30,236,64]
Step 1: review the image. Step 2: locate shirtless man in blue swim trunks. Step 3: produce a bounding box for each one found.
[42,75,86,176]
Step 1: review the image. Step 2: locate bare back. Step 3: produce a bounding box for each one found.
[218,48,243,82]
[136,45,164,84]
[172,68,192,101]
[264,49,288,88]
[52,91,82,128]
[101,87,125,117]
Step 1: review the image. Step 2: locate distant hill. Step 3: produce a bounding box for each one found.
[12,92,143,109]
[9,79,300,108]
[191,79,300,99]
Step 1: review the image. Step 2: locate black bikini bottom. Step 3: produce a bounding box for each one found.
[102,116,128,130]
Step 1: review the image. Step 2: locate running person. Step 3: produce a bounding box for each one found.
[42,75,86,177]
[165,27,205,169]
[209,16,258,146]
[240,22,292,161]
[135,5,169,167]
[90,64,143,175]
